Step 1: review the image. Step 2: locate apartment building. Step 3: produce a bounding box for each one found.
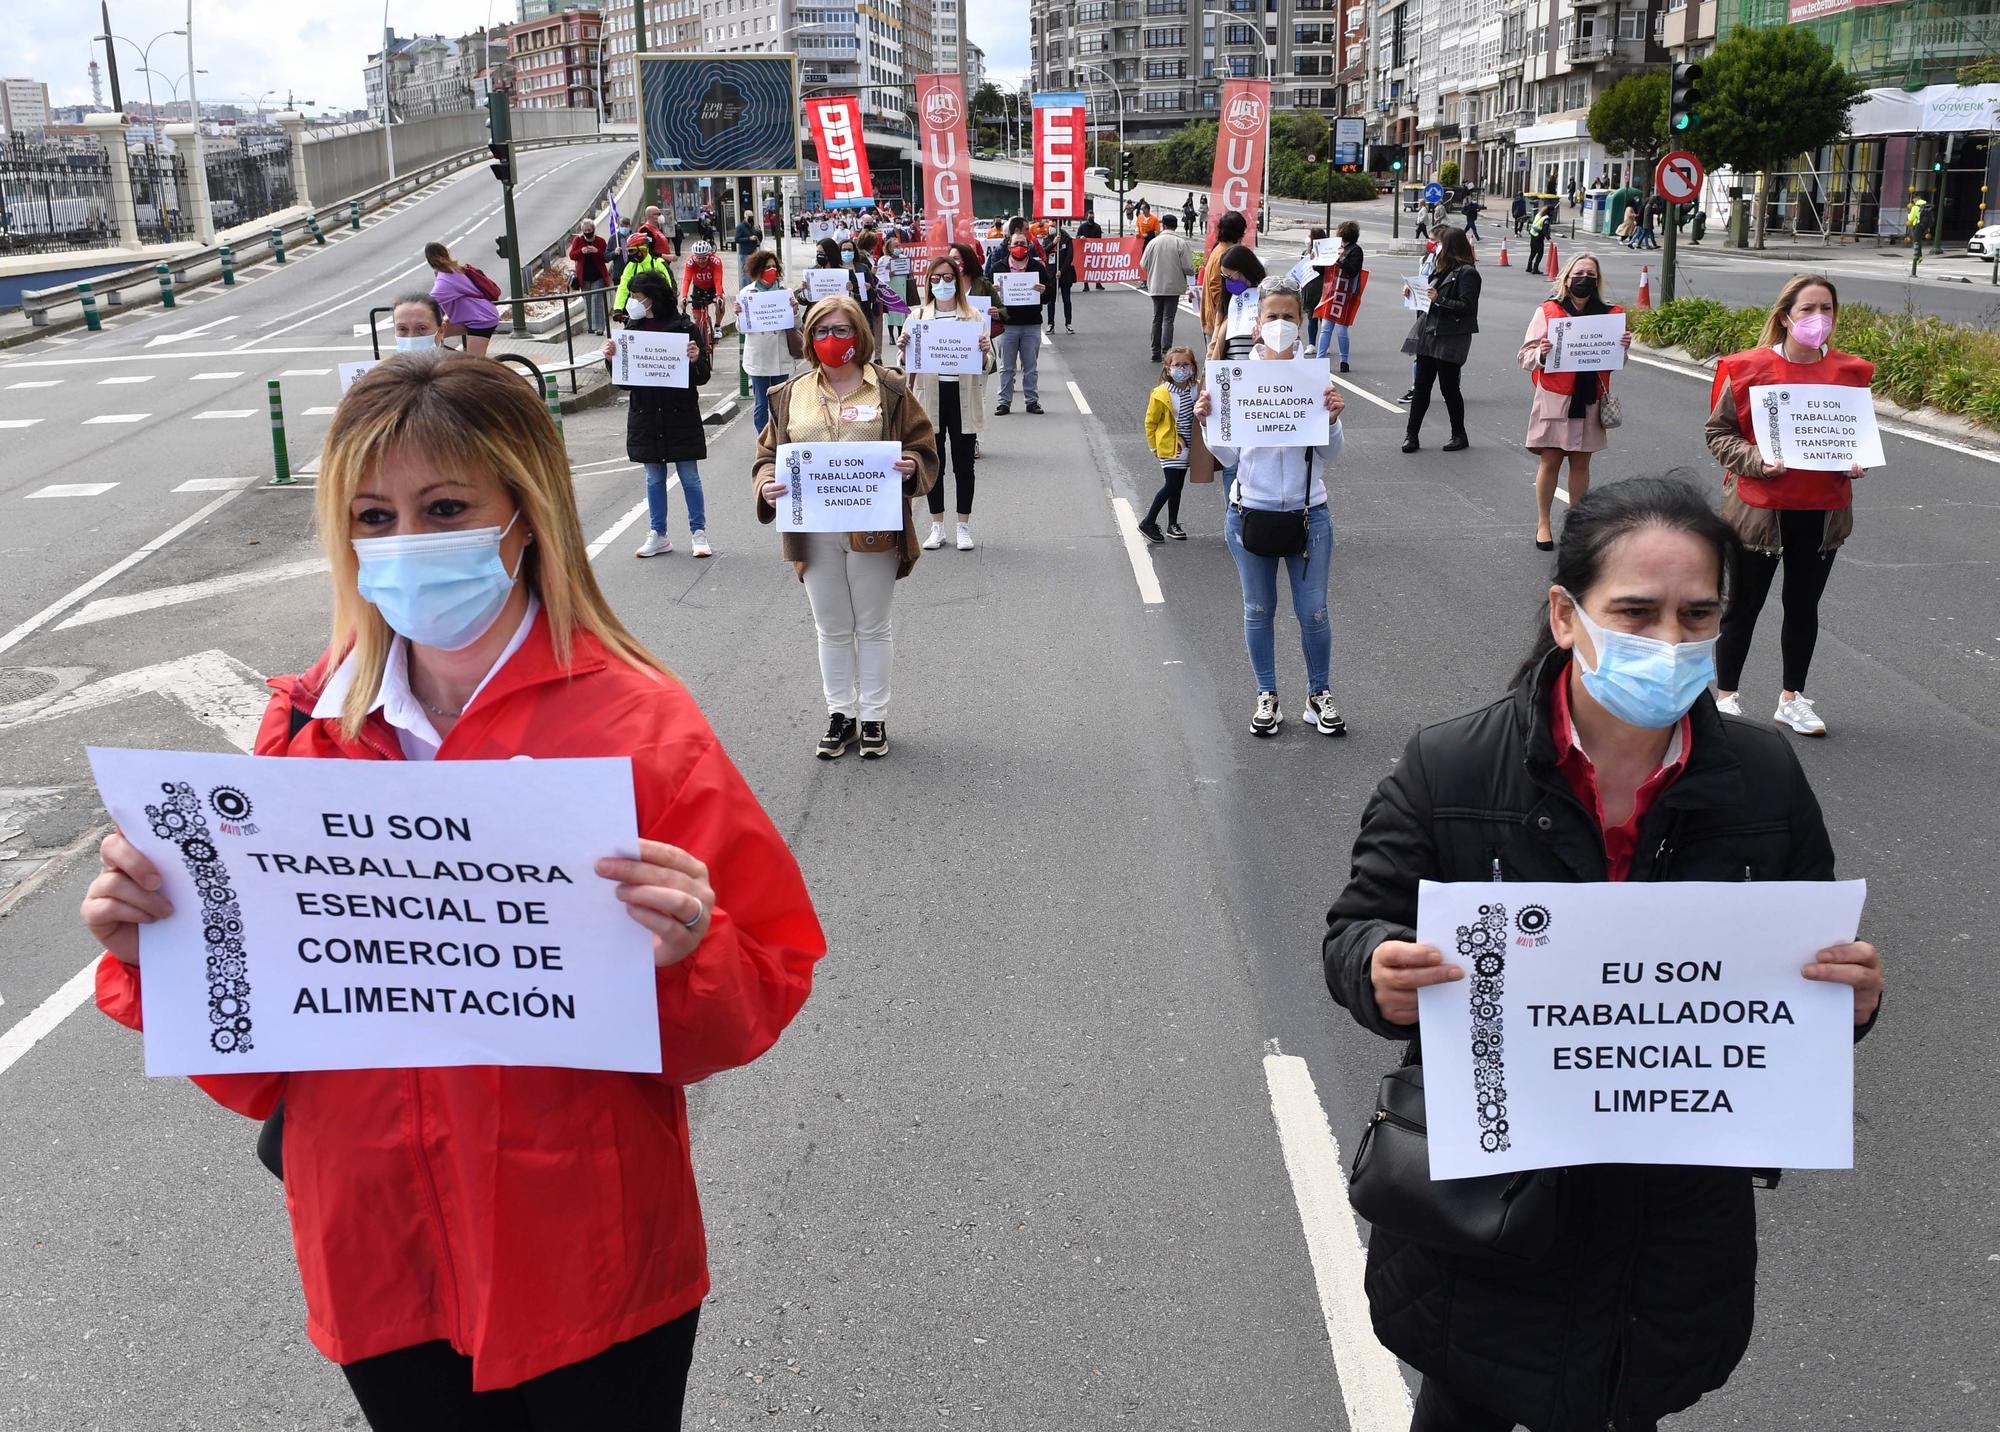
[508,9,604,110]
[1,77,52,135]
[365,32,505,121]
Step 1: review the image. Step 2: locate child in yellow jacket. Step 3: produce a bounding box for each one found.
[1138,347,1201,543]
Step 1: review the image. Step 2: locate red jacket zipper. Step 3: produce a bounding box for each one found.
[407,1070,467,1343]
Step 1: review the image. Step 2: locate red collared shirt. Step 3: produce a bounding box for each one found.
[1550,675,1692,881]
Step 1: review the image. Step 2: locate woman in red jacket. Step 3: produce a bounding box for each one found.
[80,351,825,1428]
[1705,274,1872,737]
[1519,253,1632,550]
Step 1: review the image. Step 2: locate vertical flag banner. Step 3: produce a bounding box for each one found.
[806,95,872,203]
[1032,91,1087,221]
[916,73,979,247]
[1209,79,1270,248]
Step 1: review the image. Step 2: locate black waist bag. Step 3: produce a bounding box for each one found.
[1347,1064,1565,1261]
[1237,451,1313,559]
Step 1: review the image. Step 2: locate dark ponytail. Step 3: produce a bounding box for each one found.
[1512,473,1740,688]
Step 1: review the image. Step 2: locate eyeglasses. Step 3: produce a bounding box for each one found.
[811,324,856,340]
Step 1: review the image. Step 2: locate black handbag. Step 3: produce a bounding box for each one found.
[1347,1064,1566,1261]
[1236,452,1313,559]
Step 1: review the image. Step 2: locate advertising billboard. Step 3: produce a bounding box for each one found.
[639,54,800,177]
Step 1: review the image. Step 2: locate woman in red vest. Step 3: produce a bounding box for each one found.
[1705,275,1872,737]
[1519,253,1631,550]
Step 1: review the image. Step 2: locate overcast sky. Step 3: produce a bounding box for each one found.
[15,2,1031,113]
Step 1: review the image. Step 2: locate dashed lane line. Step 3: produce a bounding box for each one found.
[97,375,154,384]
[172,477,259,493]
[0,963,99,1081]
[83,413,149,424]
[1109,495,1166,606]
[1066,379,1092,415]
[191,371,245,381]
[0,418,42,429]
[27,483,118,498]
[6,380,61,389]
[192,409,256,420]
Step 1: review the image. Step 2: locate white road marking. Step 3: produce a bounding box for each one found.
[279,367,331,376]
[190,370,245,381]
[1066,379,1092,415]
[2,345,374,371]
[172,477,259,492]
[301,405,338,415]
[0,648,268,751]
[1262,1050,1415,1430]
[58,556,328,628]
[146,314,231,348]
[0,486,250,658]
[1109,495,1166,606]
[588,498,655,558]
[27,483,118,499]
[97,375,154,384]
[0,418,42,429]
[5,380,61,389]
[192,409,256,420]
[570,456,641,472]
[1328,373,1404,414]
[0,961,100,1081]
[83,413,149,424]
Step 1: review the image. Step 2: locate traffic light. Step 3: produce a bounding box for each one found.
[1390,149,1404,174]
[1932,158,1945,173]
[495,234,512,261]
[1119,148,1135,186]
[1670,62,1704,135]
[490,142,512,186]
[486,88,513,187]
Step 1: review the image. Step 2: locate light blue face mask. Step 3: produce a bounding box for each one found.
[354,512,525,652]
[1562,589,1717,730]
[395,335,436,353]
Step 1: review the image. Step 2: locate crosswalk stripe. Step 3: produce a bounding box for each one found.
[6,380,62,389]
[192,409,256,420]
[84,413,149,424]
[191,371,245,380]
[28,482,119,498]
[98,375,154,384]
[173,477,260,493]
[0,418,44,428]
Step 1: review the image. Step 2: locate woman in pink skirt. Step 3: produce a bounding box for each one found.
[1518,253,1632,550]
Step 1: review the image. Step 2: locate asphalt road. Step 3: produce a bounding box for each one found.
[1,220,1996,1430]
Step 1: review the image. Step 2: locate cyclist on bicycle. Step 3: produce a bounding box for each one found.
[683,240,726,346]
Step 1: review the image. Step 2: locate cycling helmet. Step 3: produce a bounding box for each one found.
[690,240,714,258]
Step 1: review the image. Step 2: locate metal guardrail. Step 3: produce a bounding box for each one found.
[367,291,588,394]
[18,134,629,327]
[524,145,645,292]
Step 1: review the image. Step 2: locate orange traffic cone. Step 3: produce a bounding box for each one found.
[1637,264,1653,309]
[1546,236,1560,278]
[1498,236,1510,267]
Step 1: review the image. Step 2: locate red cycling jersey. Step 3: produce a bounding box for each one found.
[683,256,724,301]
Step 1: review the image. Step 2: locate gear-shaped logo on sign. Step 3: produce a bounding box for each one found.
[209,785,253,823]
[1515,904,1552,938]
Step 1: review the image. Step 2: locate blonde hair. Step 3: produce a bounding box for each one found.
[1549,251,1618,308]
[316,352,666,738]
[1757,274,1839,348]
[923,255,978,322]
[801,294,876,368]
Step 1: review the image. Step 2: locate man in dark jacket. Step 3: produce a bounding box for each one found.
[1511,191,1530,234]
[987,236,1052,414]
[1323,646,1879,1432]
[1077,212,1106,289]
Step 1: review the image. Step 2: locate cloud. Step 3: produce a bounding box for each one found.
[20,0,506,114]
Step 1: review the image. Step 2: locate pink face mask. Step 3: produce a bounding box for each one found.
[1789,312,1833,349]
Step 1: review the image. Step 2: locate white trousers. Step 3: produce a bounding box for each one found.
[801,533,898,721]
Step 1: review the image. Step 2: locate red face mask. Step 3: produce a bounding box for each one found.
[1010,245,1029,259]
[813,333,858,368]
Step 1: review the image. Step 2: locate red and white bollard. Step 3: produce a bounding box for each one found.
[1497,236,1510,267]
[1637,264,1653,309]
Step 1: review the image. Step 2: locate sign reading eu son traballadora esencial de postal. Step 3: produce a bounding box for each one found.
[87,747,662,1078]
[1415,879,1867,1180]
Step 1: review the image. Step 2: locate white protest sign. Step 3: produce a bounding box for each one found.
[996,270,1041,306]
[1225,291,1259,339]
[739,289,796,332]
[86,747,662,1077]
[1285,255,1316,289]
[772,440,905,532]
[1748,384,1886,470]
[805,268,853,301]
[903,318,985,375]
[1402,275,1432,312]
[808,220,834,242]
[967,294,993,320]
[1416,879,1867,1180]
[1201,358,1331,450]
[1546,312,1627,372]
[891,254,912,276]
[1312,237,1342,264]
[610,328,691,388]
[338,360,379,392]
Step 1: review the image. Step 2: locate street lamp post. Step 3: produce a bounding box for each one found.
[1200,5,1274,233]
[381,0,398,179]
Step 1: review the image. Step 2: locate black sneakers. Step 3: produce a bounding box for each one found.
[1137,519,1166,544]
[994,403,1011,416]
[817,713,856,760]
[858,721,889,759]
[1165,523,1188,540]
[1025,401,1045,414]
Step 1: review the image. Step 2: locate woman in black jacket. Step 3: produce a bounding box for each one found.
[602,271,714,558]
[1401,225,1481,454]
[1323,475,1884,1432]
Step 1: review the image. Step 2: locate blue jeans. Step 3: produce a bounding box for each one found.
[750,375,781,435]
[1315,321,1350,363]
[996,324,1040,404]
[1223,503,1334,693]
[644,460,706,535]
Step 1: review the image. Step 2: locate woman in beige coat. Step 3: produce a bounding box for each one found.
[899,253,997,551]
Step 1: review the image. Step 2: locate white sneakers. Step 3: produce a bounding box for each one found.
[1714,691,1743,716]
[922,522,946,550]
[1251,692,1283,737]
[690,530,712,558]
[1774,692,1828,736]
[635,531,672,558]
[1303,690,1348,737]
[956,523,975,551]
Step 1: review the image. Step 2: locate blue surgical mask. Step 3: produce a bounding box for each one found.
[1562,590,1717,730]
[395,335,435,353]
[930,278,957,301]
[354,513,525,652]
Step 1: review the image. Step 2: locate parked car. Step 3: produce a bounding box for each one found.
[1085,165,1109,181]
[1969,223,1999,260]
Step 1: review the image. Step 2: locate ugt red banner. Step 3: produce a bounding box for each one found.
[1032,92,1087,221]
[1209,80,1270,248]
[1079,237,1144,285]
[806,95,871,203]
[915,74,979,248]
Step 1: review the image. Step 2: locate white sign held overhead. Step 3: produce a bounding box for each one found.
[1749,384,1886,470]
[1415,879,1867,1180]
[609,329,692,388]
[86,748,663,1078]
[1546,312,1627,373]
[771,441,906,533]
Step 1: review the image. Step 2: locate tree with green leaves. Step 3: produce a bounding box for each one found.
[1588,71,1669,187]
[1686,25,1864,248]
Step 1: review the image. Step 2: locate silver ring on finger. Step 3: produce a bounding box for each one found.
[681,898,706,931]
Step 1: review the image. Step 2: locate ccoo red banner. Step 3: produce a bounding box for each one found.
[806,95,871,203]
[915,74,979,249]
[1032,91,1087,221]
[1078,236,1144,285]
[1208,80,1270,249]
